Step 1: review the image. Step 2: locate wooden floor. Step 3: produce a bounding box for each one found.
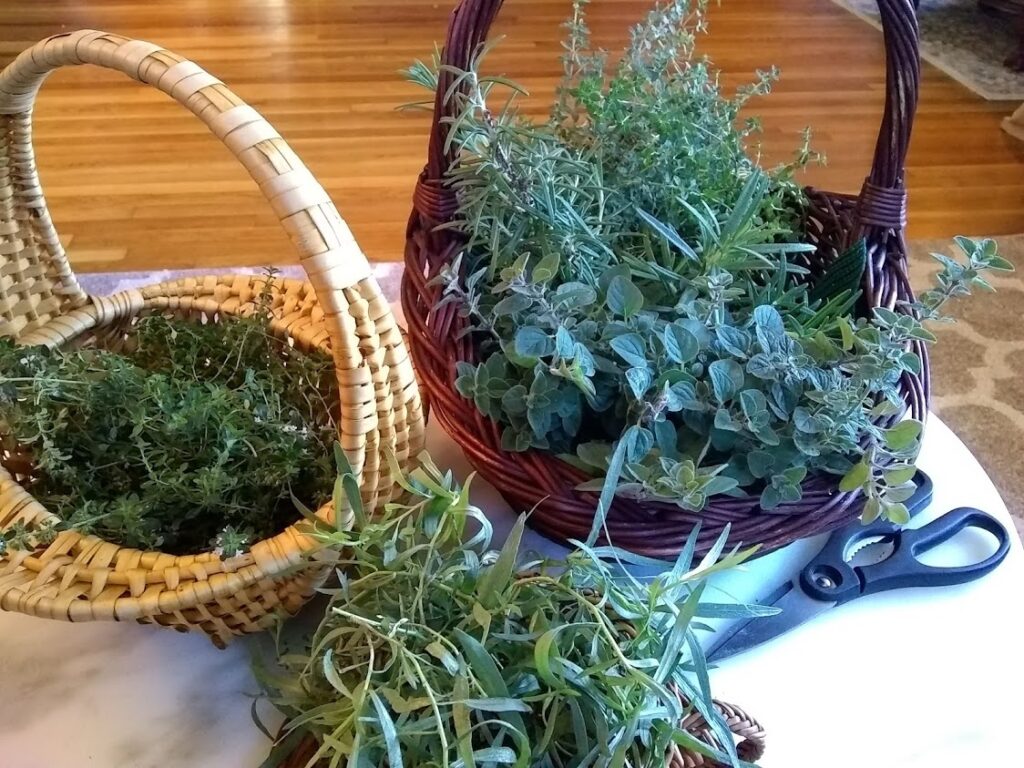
[0,0,1021,272]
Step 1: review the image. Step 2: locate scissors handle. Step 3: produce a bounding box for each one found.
[799,471,934,603]
[856,507,1010,597]
[802,506,1011,604]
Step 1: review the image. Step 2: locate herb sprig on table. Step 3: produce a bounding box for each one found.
[257,454,770,768]
[407,0,1012,526]
[0,283,338,556]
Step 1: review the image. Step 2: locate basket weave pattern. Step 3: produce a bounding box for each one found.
[402,0,929,559]
[0,30,424,645]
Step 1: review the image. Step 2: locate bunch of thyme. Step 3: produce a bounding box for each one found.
[0,280,338,556]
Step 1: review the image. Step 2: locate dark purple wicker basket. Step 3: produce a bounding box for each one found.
[402,0,928,559]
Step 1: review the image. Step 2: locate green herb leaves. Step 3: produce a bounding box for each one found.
[884,420,923,453]
[708,359,744,404]
[664,322,699,364]
[0,295,338,555]
[258,456,764,768]
[515,326,553,359]
[610,333,648,369]
[607,275,644,318]
[411,0,1010,526]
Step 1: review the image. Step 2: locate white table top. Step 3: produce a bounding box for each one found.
[1,415,1020,768]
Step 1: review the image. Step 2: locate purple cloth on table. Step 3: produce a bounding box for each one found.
[77,263,406,304]
[77,263,409,329]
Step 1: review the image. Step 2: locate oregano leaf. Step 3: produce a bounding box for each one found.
[493,294,533,316]
[576,441,611,469]
[625,367,652,399]
[715,326,750,358]
[664,323,699,364]
[606,276,644,318]
[884,501,911,525]
[792,406,820,434]
[554,327,575,359]
[753,305,786,353]
[739,389,766,419]
[609,333,648,369]
[554,282,597,308]
[533,252,561,283]
[839,461,869,493]
[884,466,917,486]
[708,359,744,404]
[884,482,917,504]
[514,327,553,359]
[654,419,678,458]
[747,450,774,479]
[884,420,923,452]
[624,425,654,464]
[760,485,782,510]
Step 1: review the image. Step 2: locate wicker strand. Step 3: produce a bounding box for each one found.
[857,180,908,229]
[673,700,767,767]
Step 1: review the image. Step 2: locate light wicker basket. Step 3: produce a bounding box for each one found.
[0,30,424,646]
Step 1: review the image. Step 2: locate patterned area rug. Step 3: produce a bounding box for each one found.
[908,234,1024,537]
[832,0,1024,100]
[78,239,1024,538]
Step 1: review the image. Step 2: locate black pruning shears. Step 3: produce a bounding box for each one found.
[706,471,1011,662]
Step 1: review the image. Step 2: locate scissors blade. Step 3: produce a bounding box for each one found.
[706,582,835,663]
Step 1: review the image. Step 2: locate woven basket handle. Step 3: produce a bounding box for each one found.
[419,0,920,242]
[0,30,391,491]
[857,0,920,239]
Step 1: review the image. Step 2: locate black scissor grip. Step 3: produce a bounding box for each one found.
[708,472,1011,663]
[858,507,1011,597]
[800,471,934,604]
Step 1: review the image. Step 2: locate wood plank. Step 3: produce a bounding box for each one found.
[0,0,1021,273]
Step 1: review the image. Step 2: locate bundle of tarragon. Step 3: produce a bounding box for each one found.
[256,453,773,768]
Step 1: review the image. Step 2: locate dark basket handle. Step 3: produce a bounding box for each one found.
[424,0,504,183]
[419,0,920,246]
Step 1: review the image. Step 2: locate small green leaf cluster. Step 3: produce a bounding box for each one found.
[552,0,810,246]
[257,453,770,768]
[833,236,1013,523]
[0,287,338,556]
[411,0,1011,525]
